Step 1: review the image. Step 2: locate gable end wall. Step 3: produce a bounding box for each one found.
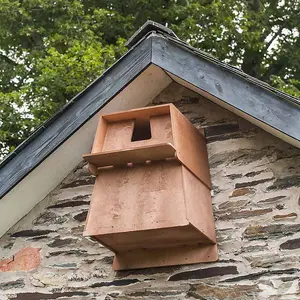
[0,82,300,300]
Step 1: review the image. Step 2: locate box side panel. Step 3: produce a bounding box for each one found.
[182,166,216,243]
[84,160,188,236]
[91,116,108,153]
[170,104,212,189]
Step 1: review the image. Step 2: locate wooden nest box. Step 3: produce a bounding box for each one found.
[83,104,217,270]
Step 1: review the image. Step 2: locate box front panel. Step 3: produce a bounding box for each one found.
[85,160,188,236]
[102,120,134,151]
[101,113,174,153]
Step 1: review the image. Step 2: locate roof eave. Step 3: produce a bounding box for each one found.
[0,35,154,199]
[151,34,300,147]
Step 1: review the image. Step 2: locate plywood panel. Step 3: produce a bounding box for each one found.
[102,119,134,151]
[113,244,218,270]
[91,116,108,153]
[150,114,173,144]
[84,160,188,236]
[83,143,176,168]
[170,104,212,189]
[102,104,170,122]
[182,166,216,243]
[98,224,209,252]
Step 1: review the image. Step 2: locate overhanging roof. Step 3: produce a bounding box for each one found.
[0,21,299,236]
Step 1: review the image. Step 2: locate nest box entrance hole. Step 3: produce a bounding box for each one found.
[131,117,152,142]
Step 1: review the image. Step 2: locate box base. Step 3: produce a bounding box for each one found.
[113,243,218,270]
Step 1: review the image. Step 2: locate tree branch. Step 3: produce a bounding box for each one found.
[265,26,283,52]
[0,53,18,66]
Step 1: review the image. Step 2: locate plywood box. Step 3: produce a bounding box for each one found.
[83,104,217,270]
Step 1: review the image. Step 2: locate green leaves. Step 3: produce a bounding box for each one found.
[0,0,299,158]
[29,39,126,122]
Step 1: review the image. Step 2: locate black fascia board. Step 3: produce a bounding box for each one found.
[0,36,153,199]
[151,34,300,143]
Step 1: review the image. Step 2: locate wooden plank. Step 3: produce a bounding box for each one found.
[84,160,187,236]
[170,104,212,189]
[151,35,300,147]
[102,103,170,122]
[91,116,108,153]
[150,114,173,145]
[102,119,135,152]
[113,244,218,270]
[98,225,209,252]
[83,143,176,167]
[182,166,216,243]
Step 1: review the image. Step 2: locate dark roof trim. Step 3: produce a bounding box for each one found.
[1,21,300,199]
[158,33,300,107]
[151,34,300,143]
[0,36,153,198]
[125,20,178,48]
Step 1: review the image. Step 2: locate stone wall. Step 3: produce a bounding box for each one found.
[1,82,300,299]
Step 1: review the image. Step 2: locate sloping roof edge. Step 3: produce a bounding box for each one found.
[1,21,300,200]
[0,34,153,199]
[151,33,300,144]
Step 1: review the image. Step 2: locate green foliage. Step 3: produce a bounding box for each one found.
[0,0,299,157]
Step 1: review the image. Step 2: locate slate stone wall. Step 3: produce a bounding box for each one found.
[1,82,300,299]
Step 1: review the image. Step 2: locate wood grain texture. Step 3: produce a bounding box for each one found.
[84,159,217,269]
[84,160,188,236]
[0,37,153,199]
[89,104,174,154]
[170,104,212,189]
[102,103,170,122]
[83,143,176,168]
[182,166,216,243]
[113,244,218,270]
[91,116,108,153]
[97,225,209,252]
[102,120,135,152]
[151,35,300,145]
[84,103,217,269]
